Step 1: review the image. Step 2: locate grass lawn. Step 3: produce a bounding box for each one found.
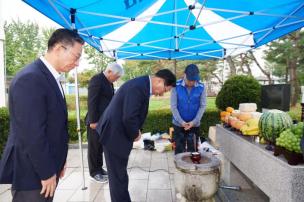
[66,94,301,121]
[67,95,217,117]
[148,95,217,111]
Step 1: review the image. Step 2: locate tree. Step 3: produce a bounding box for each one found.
[122,60,153,81]
[4,20,56,77]
[67,69,98,88]
[77,69,97,88]
[84,44,113,72]
[4,20,41,76]
[264,30,304,106]
[248,51,272,83]
[226,56,237,76]
[223,51,273,84]
[39,27,56,55]
[122,59,220,82]
[235,53,252,76]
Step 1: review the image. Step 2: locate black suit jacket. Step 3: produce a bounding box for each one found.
[0,59,68,190]
[86,72,114,125]
[96,76,150,158]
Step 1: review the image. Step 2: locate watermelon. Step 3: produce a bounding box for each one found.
[258,110,293,143]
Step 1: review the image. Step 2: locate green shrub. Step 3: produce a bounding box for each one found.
[66,95,87,111]
[216,75,261,111]
[68,116,87,142]
[0,107,87,156]
[0,107,9,157]
[1,106,220,156]
[143,109,172,133]
[200,109,221,136]
[143,109,220,138]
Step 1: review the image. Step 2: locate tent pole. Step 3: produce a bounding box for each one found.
[74,67,87,191]
[70,8,87,190]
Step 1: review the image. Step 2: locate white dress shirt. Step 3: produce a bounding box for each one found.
[40,56,64,97]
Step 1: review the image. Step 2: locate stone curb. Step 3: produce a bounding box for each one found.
[69,143,88,149]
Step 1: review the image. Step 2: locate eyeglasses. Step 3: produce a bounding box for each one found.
[61,45,81,61]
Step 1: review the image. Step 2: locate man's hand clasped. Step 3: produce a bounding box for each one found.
[90,123,98,130]
[183,122,194,130]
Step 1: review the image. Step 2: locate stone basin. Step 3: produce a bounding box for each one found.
[174,152,221,202]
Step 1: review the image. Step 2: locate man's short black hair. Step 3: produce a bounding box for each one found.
[155,69,176,87]
[48,28,84,50]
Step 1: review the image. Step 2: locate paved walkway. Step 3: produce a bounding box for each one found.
[0,146,271,202]
[0,148,180,202]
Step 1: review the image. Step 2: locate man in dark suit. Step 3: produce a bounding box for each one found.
[86,62,123,183]
[0,29,84,201]
[96,69,176,202]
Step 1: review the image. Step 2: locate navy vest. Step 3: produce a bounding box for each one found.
[176,79,204,122]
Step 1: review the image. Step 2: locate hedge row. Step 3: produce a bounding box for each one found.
[0,107,9,158]
[0,107,220,156]
[0,107,88,157]
[143,109,220,137]
[66,95,87,111]
[67,116,87,143]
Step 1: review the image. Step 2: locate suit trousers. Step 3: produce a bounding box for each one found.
[11,176,60,202]
[12,189,54,202]
[104,147,131,202]
[87,126,104,177]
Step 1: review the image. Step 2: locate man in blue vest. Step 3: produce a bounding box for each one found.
[171,64,207,154]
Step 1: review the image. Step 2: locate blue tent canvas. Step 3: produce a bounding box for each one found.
[23,0,304,60]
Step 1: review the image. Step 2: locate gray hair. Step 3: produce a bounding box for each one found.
[104,62,124,76]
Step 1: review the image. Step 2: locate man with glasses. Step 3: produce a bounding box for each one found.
[0,29,84,202]
[171,64,207,154]
[96,69,176,202]
[61,45,81,61]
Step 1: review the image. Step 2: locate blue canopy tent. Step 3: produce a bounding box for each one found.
[23,0,304,60]
[22,0,304,189]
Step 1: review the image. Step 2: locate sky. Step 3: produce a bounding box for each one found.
[2,0,60,28]
[1,0,266,77]
[1,0,93,73]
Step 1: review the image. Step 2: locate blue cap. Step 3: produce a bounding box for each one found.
[185,64,200,81]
